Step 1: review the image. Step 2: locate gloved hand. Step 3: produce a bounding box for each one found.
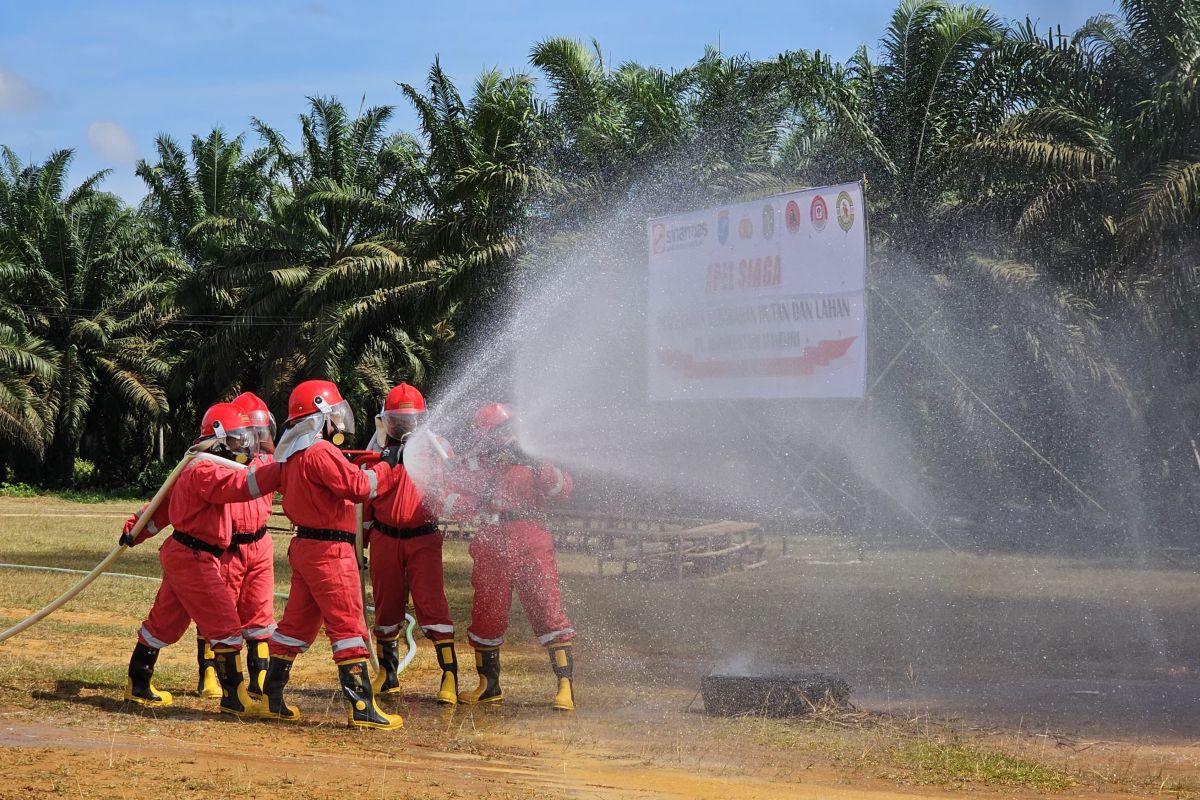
[379,443,405,467]
[119,512,139,547]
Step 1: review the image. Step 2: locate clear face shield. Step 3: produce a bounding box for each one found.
[313,396,355,446]
[245,410,276,447]
[212,422,260,461]
[381,410,424,442]
[480,421,519,461]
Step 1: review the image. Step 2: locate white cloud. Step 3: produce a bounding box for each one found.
[86,121,138,164]
[0,69,47,111]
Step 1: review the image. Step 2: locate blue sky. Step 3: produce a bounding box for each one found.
[0,0,1108,204]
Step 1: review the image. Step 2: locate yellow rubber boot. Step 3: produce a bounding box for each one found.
[338,658,402,729]
[262,655,301,721]
[548,643,575,712]
[125,642,173,707]
[434,639,458,705]
[196,636,221,698]
[457,646,502,704]
[212,647,265,718]
[245,639,269,700]
[371,636,402,695]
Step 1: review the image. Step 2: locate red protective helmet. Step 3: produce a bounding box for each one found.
[199,402,257,455]
[287,378,355,436]
[474,403,514,432]
[380,383,426,441]
[384,383,426,414]
[233,391,276,445]
[233,391,272,428]
[288,379,344,422]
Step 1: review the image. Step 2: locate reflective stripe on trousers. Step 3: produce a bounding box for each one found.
[332,636,367,654]
[271,631,311,651]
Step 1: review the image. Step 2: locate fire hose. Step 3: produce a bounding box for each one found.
[0,558,417,671]
[0,446,206,644]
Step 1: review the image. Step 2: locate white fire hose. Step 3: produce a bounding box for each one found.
[0,446,204,644]
[0,555,418,670]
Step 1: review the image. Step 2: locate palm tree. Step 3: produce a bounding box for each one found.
[0,148,182,484]
[137,129,274,263]
[399,61,549,313]
[532,39,792,220]
[956,0,1199,292]
[0,319,56,466]
[187,97,435,425]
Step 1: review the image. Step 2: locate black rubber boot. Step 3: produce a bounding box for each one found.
[371,636,401,695]
[261,655,301,721]
[434,639,458,705]
[195,636,220,698]
[212,648,263,718]
[338,658,402,729]
[125,642,173,707]
[457,646,502,704]
[244,638,269,699]
[548,643,575,711]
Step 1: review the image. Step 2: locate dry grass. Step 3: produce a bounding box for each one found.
[2,495,1200,797]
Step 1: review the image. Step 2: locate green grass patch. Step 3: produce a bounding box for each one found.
[889,740,1075,790]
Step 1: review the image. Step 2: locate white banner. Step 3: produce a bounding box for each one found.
[647,182,867,400]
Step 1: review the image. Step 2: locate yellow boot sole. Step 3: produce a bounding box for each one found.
[220,695,267,719]
[457,691,503,705]
[198,667,221,699]
[348,713,403,730]
[552,677,575,711]
[124,680,173,707]
[348,714,403,729]
[260,704,302,721]
[436,672,458,705]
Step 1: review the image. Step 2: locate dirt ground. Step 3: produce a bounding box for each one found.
[2,495,1200,799]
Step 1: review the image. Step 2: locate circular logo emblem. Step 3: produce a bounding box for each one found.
[810,196,828,232]
[836,191,855,232]
[717,210,729,244]
[738,217,753,239]
[785,200,801,234]
[761,205,775,239]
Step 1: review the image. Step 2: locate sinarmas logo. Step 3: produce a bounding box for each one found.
[652,220,709,254]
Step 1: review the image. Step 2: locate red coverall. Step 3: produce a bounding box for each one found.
[136,458,279,652]
[270,439,396,663]
[460,456,575,649]
[222,452,277,640]
[365,436,460,642]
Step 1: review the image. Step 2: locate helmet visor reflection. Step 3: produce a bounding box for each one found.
[326,400,356,436]
[381,410,423,440]
[225,427,260,456]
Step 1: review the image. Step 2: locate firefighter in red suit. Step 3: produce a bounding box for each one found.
[136,393,280,702]
[120,403,278,717]
[263,379,404,729]
[457,403,577,710]
[363,383,465,703]
[221,391,278,697]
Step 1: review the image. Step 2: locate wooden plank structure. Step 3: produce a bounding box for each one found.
[276,505,766,580]
[443,509,767,580]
